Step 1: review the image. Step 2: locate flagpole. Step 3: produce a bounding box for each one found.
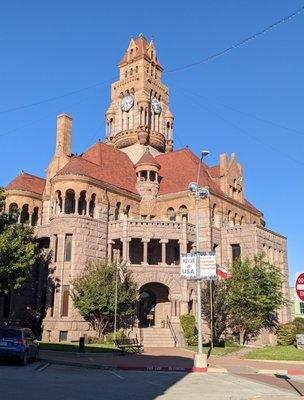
[210,280,214,349]
[114,250,119,339]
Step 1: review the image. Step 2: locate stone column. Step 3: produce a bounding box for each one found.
[107,240,114,264]
[74,197,79,215]
[61,197,66,214]
[141,238,150,266]
[160,239,168,266]
[121,238,131,263]
[86,199,90,216]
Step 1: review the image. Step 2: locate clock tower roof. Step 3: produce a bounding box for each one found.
[119,34,163,70]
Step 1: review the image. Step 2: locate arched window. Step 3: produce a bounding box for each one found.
[234,213,238,226]
[211,203,216,225]
[89,194,96,218]
[78,191,87,216]
[115,202,121,221]
[130,48,134,59]
[125,205,131,217]
[240,216,244,225]
[31,206,39,226]
[65,190,75,214]
[20,204,29,224]
[179,205,188,220]
[135,66,138,73]
[130,68,133,76]
[9,203,19,222]
[54,190,62,214]
[125,70,127,78]
[167,207,176,222]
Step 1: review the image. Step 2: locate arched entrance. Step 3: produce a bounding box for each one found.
[138,282,170,327]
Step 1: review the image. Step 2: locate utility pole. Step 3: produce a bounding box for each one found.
[188,149,210,370]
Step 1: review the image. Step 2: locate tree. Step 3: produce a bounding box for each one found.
[202,279,229,344]
[203,256,286,345]
[0,224,38,294]
[71,262,138,338]
[0,188,39,294]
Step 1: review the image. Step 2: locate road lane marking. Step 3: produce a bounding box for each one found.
[36,362,51,372]
[109,370,125,380]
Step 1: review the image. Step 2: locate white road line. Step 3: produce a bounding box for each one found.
[109,370,125,380]
[36,362,51,372]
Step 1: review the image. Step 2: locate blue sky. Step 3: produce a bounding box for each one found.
[0,1,303,284]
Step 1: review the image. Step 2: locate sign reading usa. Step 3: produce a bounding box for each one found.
[180,254,197,280]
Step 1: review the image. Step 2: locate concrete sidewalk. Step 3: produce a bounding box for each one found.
[40,347,304,374]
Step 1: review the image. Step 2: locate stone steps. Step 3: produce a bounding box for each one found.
[141,327,176,347]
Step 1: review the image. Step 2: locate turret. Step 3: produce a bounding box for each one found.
[135,148,160,200]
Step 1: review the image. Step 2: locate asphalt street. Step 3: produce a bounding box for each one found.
[0,361,301,400]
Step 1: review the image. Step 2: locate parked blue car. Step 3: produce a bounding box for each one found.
[0,327,39,366]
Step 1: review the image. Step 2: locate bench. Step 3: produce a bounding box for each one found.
[114,338,143,355]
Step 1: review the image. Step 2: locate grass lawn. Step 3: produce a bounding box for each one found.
[187,345,242,357]
[39,341,120,353]
[244,345,304,361]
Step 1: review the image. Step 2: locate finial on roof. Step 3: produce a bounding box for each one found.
[21,170,24,175]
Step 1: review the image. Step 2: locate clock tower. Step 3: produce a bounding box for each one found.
[105,34,174,163]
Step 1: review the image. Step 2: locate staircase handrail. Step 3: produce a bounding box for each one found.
[166,316,178,347]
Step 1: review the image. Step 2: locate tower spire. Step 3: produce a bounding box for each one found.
[105,35,174,161]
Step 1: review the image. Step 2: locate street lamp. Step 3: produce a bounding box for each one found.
[188,149,210,370]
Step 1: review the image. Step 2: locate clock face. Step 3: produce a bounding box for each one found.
[151,97,162,114]
[120,95,134,112]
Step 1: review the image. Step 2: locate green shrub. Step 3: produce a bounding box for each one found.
[187,335,198,346]
[180,314,196,339]
[224,335,238,347]
[277,323,296,346]
[294,318,304,334]
[106,329,126,343]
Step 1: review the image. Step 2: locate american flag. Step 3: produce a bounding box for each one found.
[117,265,125,284]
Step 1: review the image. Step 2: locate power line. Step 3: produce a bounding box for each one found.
[167,4,304,73]
[176,86,304,166]
[172,84,304,137]
[0,78,114,116]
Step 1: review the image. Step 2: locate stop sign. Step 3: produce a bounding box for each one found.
[296,273,304,302]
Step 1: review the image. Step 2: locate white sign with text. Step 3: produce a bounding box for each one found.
[199,251,217,280]
[180,254,197,280]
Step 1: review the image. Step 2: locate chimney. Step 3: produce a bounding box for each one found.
[55,114,72,156]
[219,153,228,176]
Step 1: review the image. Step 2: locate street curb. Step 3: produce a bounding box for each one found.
[40,358,209,373]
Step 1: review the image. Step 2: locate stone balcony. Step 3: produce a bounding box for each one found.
[108,217,196,266]
[108,218,196,242]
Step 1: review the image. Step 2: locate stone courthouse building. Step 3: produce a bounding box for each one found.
[1,35,290,345]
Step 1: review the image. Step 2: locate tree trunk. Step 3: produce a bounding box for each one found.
[239,328,245,345]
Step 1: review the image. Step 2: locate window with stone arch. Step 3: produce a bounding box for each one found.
[20,204,30,224]
[211,203,217,225]
[54,190,62,214]
[78,190,87,216]
[115,202,121,221]
[135,66,138,73]
[9,203,19,223]
[125,205,131,218]
[89,193,96,218]
[31,206,39,226]
[65,189,75,214]
[179,205,188,221]
[167,207,176,222]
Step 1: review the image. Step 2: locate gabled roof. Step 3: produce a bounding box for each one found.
[156,148,222,196]
[56,141,137,194]
[6,172,45,195]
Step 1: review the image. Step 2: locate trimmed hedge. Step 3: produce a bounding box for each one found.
[277,323,297,346]
[294,318,304,334]
[180,314,197,345]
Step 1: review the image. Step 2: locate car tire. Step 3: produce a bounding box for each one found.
[20,352,28,366]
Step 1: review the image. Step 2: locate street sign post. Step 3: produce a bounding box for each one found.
[200,251,216,280]
[296,273,304,302]
[180,254,197,280]
[180,252,216,280]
